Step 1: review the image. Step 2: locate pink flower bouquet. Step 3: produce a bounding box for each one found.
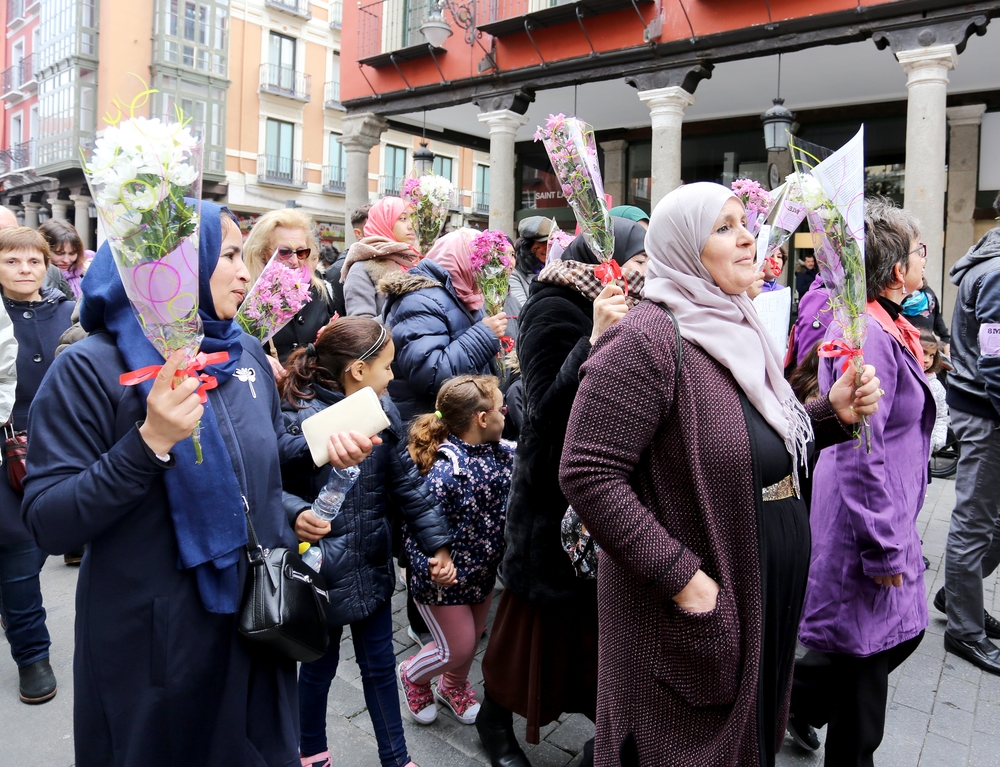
[236,249,313,343]
[469,228,514,317]
[402,174,454,254]
[730,178,773,236]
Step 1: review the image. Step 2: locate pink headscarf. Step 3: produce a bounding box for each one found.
[363,197,419,254]
[426,228,483,312]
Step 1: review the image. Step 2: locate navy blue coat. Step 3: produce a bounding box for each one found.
[0,287,74,543]
[281,386,453,627]
[22,333,302,767]
[381,259,501,422]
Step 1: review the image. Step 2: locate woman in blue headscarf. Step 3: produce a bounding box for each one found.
[21,203,335,767]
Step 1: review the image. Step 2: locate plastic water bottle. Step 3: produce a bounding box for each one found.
[311,465,361,522]
[298,541,323,572]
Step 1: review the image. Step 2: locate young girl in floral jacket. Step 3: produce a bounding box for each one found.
[398,374,515,726]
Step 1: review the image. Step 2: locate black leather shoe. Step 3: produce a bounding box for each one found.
[934,588,1000,640]
[475,693,531,767]
[944,633,1000,676]
[787,715,821,751]
[18,658,57,704]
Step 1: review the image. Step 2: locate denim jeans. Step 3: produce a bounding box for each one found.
[0,540,50,667]
[298,600,409,767]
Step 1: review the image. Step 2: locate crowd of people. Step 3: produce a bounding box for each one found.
[0,182,996,767]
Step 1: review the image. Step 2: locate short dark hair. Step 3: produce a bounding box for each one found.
[864,196,920,302]
[351,205,371,228]
[318,242,339,267]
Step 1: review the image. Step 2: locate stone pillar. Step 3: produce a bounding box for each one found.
[47,197,70,222]
[339,112,388,246]
[942,103,987,324]
[477,110,529,238]
[22,201,41,229]
[600,140,629,208]
[896,44,957,299]
[637,86,696,208]
[70,195,92,250]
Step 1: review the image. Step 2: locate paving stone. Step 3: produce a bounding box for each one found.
[875,734,923,767]
[918,732,970,767]
[894,672,940,713]
[972,697,1000,735]
[941,657,984,685]
[936,674,979,713]
[884,702,931,745]
[927,699,975,745]
[545,713,596,754]
[968,729,1000,767]
[526,741,575,767]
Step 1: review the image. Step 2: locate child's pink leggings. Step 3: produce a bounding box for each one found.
[407,595,493,690]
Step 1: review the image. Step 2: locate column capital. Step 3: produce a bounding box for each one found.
[472,88,535,115]
[69,193,92,204]
[339,112,389,151]
[946,103,987,128]
[873,15,989,56]
[599,139,628,152]
[476,109,529,137]
[22,201,41,210]
[637,86,696,120]
[896,44,958,85]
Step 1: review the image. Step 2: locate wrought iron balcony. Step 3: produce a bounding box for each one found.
[323,165,346,193]
[358,0,436,65]
[2,140,36,171]
[324,81,342,109]
[7,0,25,24]
[329,1,342,28]
[378,175,403,197]
[1,54,37,99]
[259,64,311,102]
[473,189,489,214]
[257,154,306,188]
[265,0,312,20]
[474,0,653,37]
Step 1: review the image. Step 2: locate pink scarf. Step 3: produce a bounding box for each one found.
[426,229,483,312]
[363,197,419,255]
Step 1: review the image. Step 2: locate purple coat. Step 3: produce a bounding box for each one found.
[799,308,933,657]
[792,275,832,367]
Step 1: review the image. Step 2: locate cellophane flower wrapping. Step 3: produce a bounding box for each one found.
[403,174,454,255]
[546,228,575,262]
[534,115,614,263]
[790,130,871,450]
[236,249,313,343]
[84,116,208,460]
[469,229,514,317]
[730,178,773,236]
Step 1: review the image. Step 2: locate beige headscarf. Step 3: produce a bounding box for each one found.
[643,182,813,480]
[340,236,417,283]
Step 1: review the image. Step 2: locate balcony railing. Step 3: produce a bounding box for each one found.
[7,0,25,23]
[265,0,312,20]
[329,1,342,28]
[378,175,403,197]
[1,140,36,172]
[323,165,346,193]
[472,190,490,214]
[1,54,36,98]
[257,154,306,187]
[324,81,342,108]
[475,0,652,37]
[358,0,435,64]
[259,64,311,102]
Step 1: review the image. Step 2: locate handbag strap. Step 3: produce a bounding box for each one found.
[242,496,266,565]
[647,303,683,405]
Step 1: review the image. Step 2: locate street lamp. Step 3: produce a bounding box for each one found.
[419,0,477,48]
[420,2,452,49]
[761,54,795,152]
[413,140,435,176]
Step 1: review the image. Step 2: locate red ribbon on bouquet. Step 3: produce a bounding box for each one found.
[119,351,231,403]
[594,260,629,297]
[500,336,516,355]
[817,339,863,373]
[765,256,783,277]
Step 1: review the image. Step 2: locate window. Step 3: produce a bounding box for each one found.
[183,45,194,67]
[475,164,490,210]
[269,32,296,70]
[265,118,295,178]
[158,0,225,72]
[184,0,196,40]
[214,7,228,49]
[329,133,345,171]
[432,156,453,181]
[384,145,406,193]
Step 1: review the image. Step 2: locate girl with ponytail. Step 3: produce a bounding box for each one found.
[397,375,514,727]
[278,316,455,767]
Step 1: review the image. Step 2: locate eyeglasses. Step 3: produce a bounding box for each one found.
[276,247,312,262]
[908,242,927,261]
[482,404,509,416]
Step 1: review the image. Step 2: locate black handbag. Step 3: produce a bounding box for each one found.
[237,503,330,663]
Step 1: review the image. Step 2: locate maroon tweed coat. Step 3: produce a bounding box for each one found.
[560,302,849,767]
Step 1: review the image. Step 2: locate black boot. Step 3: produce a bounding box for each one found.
[19,658,57,704]
[475,692,531,767]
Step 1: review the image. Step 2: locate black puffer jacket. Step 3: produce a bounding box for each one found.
[281,386,453,626]
[501,281,597,604]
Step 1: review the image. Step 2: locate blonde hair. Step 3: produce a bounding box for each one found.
[408,375,499,474]
[243,208,323,292]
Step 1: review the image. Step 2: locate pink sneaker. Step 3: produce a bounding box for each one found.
[300,751,331,767]
[434,680,481,724]
[396,657,437,724]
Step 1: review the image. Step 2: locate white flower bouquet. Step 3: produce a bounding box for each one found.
[402,174,454,254]
[84,115,208,458]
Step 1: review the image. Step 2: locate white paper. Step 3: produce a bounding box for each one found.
[810,126,866,262]
[753,287,792,358]
[301,386,391,467]
[755,224,772,265]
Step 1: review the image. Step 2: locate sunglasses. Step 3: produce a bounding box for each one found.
[276,247,312,261]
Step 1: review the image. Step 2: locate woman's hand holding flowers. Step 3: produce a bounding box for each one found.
[828,363,882,425]
[482,312,508,339]
[139,350,204,457]
[590,283,628,344]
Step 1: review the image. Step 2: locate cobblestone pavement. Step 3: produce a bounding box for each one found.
[3,476,998,767]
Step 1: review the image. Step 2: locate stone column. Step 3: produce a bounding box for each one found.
[942,103,987,324]
[70,195,92,250]
[22,201,41,229]
[338,112,388,246]
[637,86,696,207]
[477,110,529,238]
[600,139,629,208]
[47,197,70,222]
[896,44,957,299]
